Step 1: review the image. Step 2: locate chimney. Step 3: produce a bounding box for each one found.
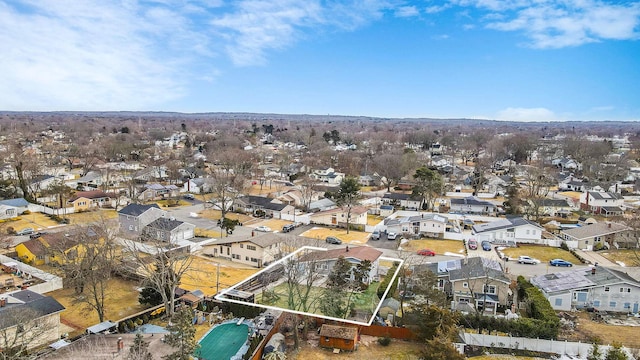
[591,267,596,275]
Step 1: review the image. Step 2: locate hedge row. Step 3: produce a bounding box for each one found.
[460,314,559,340]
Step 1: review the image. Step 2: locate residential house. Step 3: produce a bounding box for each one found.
[450,196,496,215]
[382,193,421,210]
[0,204,18,220]
[552,157,582,171]
[68,190,114,211]
[532,198,573,217]
[183,178,211,194]
[29,175,57,196]
[208,233,285,268]
[118,203,165,237]
[233,195,294,219]
[0,198,30,215]
[531,266,640,313]
[580,191,625,216]
[309,206,368,230]
[15,238,50,266]
[384,213,449,239]
[0,290,65,352]
[299,246,383,285]
[179,289,205,308]
[308,198,336,212]
[138,184,180,201]
[133,166,167,183]
[472,217,543,245]
[560,222,633,250]
[16,230,103,266]
[309,167,344,185]
[358,174,381,187]
[72,171,104,190]
[447,257,511,314]
[318,324,358,351]
[142,217,195,243]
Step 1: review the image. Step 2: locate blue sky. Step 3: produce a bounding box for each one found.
[1,0,639,121]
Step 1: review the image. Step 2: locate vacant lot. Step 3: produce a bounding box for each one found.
[600,249,640,267]
[301,227,371,245]
[66,209,119,224]
[199,209,254,223]
[401,239,465,256]
[179,256,258,296]
[501,245,581,263]
[48,277,146,337]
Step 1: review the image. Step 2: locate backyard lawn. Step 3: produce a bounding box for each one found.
[1,212,62,232]
[256,281,381,317]
[600,249,640,267]
[501,245,581,263]
[48,277,147,337]
[300,227,370,245]
[179,256,258,296]
[367,214,384,226]
[66,209,119,224]
[291,336,424,360]
[199,209,254,224]
[400,239,465,256]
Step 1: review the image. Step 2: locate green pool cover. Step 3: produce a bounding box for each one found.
[196,322,249,360]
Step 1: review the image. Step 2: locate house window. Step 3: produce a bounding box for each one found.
[247,245,257,251]
[593,300,600,307]
[555,298,563,306]
[240,244,243,248]
[251,258,258,263]
[610,301,617,308]
[129,225,134,231]
[624,302,631,309]
[245,256,249,261]
[526,229,530,235]
[605,287,610,292]
[462,282,468,288]
[483,285,497,294]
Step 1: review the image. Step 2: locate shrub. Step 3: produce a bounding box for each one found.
[22,210,31,215]
[560,241,569,251]
[594,242,605,251]
[378,336,391,346]
[6,226,15,235]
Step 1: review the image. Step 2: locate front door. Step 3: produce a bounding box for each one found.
[634,303,639,313]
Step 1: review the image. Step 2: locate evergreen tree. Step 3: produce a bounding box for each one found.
[605,343,628,360]
[588,342,604,360]
[163,307,199,360]
[127,333,153,360]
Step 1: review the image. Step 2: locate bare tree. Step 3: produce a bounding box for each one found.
[0,306,58,360]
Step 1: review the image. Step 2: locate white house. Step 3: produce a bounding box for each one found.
[580,191,624,216]
[207,233,284,268]
[384,213,449,239]
[309,167,344,185]
[309,206,368,230]
[450,196,496,215]
[472,217,543,245]
[531,266,640,313]
[299,246,383,285]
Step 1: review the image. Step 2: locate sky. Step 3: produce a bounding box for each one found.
[0,0,639,122]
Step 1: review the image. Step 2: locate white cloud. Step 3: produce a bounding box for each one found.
[395,5,419,17]
[457,0,640,48]
[496,107,558,122]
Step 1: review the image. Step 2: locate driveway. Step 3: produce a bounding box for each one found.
[572,249,618,267]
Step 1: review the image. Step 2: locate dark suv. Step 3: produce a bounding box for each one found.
[325,236,342,245]
[282,224,295,233]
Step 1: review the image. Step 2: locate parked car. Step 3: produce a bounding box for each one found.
[282,224,295,233]
[467,238,478,250]
[370,230,381,240]
[387,232,398,240]
[183,193,195,200]
[518,255,541,265]
[325,236,342,245]
[417,249,436,256]
[481,241,492,251]
[29,231,47,239]
[549,259,573,267]
[16,228,35,236]
[255,226,272,232]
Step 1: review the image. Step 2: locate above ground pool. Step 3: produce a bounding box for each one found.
[196,321,250,360]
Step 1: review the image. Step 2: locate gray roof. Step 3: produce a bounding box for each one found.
[447,257,510,283]
[588,191,623,200]
[118,203,161,216]
[0,290,65,330]
[450,196,495,207]
[472,217,541,234]
[0,198,29,207]
[561,222,630,240]
[146,217,185,231]
[237,195,288,211]
[212,232,284,248]
[531,266,640,294]
[535,199,570,207]
[385,213,448,227]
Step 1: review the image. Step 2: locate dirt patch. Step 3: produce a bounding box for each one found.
[199,209,254,224]
[289,334,424,360]
[559,311,640,349]
[300,227,371,245]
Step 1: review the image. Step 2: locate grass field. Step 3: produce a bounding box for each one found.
[179,256,258,296]
[562,312,640,348]
[600,249,640,267]
[300,227,371,245]
[1,213,61,232]
[250,218,293,232]
[400,239,465,256]
[367,214,384,226]
[501,245,581,263]
[199,209,254,223]
[257,282,380,316]
[65,209,119,224]
[48,277,146,337]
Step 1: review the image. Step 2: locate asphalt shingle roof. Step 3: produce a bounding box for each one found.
[561,222,630,240]
[118,203,161,216]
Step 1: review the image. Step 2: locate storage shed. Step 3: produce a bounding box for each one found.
[318,324,358,352]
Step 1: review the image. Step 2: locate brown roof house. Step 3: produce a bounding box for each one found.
[299,246,383,285]
[318,324,359,352]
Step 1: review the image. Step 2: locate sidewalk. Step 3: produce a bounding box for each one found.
[573,249,619,267]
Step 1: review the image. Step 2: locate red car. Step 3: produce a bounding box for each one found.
[417,249,436,256]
